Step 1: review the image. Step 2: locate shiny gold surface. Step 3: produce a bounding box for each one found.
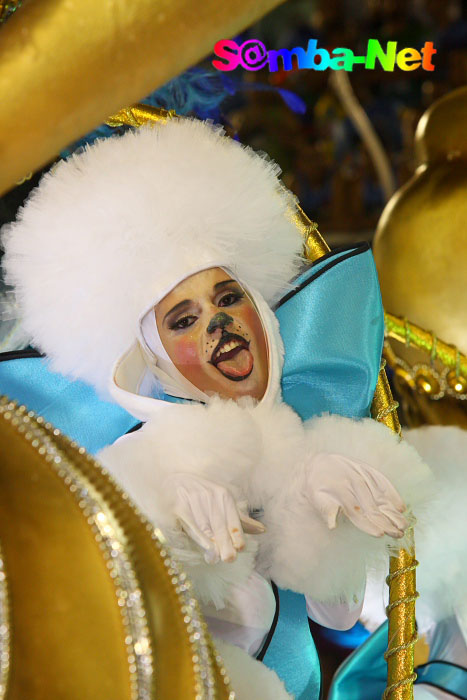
[292,204,330,261]
[372,362,402,437]
[0,0,284,195]
[373,365,418,700]
[385,313,467,379]
[414,86,467,168]
[384,314,467,408]
[106,105,176,129]
[384,538,418,700]
[0,0,22,24]
[374,87,467,360]
[0,396,232,699]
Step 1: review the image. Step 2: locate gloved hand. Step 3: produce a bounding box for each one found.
[164,473,265,563]
[306,453,408,538]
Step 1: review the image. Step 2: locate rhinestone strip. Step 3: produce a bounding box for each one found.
[0,397,235,700]
[0,543,9,699]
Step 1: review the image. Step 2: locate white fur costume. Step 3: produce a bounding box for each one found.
[3,118,466,698]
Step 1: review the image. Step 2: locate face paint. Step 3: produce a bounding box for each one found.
[154,267,269,401]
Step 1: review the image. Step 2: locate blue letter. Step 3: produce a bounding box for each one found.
[268,47,308,72]
[302,39,330,71]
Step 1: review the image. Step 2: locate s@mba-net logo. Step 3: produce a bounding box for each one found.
[212,38,437,73]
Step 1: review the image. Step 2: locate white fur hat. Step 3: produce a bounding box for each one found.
[1,118,304,393]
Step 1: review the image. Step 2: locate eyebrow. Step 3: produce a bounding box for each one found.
[163,299,191,323]
[213,279,238,291]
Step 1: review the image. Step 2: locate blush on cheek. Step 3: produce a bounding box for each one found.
[172,338,201,366]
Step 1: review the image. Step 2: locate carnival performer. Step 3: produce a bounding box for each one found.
[3,117,459,697]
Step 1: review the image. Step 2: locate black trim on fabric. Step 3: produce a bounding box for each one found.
[414,681,467,700]
[255,581,280,662]
[417,660,467,673]
[125,422,143,434]
[274,242,370,311]
[0,348,43,362]
[414,660,467,699]
[304,241,370,268]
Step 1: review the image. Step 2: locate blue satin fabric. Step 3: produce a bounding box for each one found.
[0,356,137,454]
[328,621,388,700]
[328,622,467,700]
[276,244,384,421]
[416,661,467,697]
[0,244,385,700]
[263,589,321,700]
[329,621,467,700]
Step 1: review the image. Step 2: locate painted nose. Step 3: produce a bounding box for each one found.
[207,312,233,334]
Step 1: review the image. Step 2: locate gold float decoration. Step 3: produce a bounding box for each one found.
[0,0,22,24]
[384,313,467,402]
[374,87,467,364]
[0,0,284,196]
[0,396,233,699]
[375,87,467,426]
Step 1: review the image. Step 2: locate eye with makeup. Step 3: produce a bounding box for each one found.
[169,315,198,331]
[217,289,244,307]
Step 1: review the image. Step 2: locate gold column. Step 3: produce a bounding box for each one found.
[373,367,418,700]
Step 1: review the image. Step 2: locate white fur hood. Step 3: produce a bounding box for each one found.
[1,118,304,397]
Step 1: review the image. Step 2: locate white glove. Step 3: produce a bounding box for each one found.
[164,473,265,563]
[306,453,408,538]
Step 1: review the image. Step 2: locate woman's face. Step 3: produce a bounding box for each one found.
[155,267,269,400]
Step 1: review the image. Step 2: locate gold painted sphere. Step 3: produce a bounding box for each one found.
[374,87,467,356]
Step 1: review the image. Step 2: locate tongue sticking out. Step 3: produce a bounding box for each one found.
[216,348,254,379]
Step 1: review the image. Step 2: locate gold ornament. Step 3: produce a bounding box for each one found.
[374,87,467,360]
[414,366,441,397]
[375,87,467,426]
[446,370,467,396]
[0,0,283,196]
[0,396,233,699]
[0,0,22,24]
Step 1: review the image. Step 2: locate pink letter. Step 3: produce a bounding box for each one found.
[212,40,240,72]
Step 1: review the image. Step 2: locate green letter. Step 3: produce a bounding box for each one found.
[365,39,397,71]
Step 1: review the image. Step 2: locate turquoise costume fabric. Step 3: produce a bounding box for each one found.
[0,243,384,700]
[329,620,467,700]
[276,242,384,422]
[0,352,137,454]
[328,620,388,700]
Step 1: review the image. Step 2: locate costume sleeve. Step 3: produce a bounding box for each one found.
[96,399,262,608]
[305,591,365,631]
[97,398,261,529]
[254,411,434,607]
